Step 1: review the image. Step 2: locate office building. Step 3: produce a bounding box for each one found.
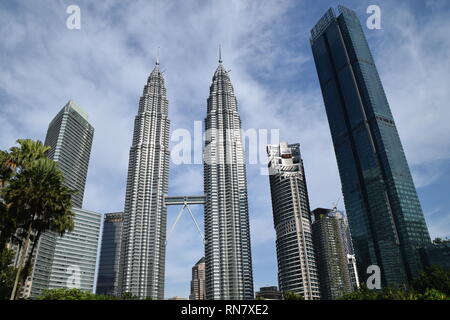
[312,208,356,299]
[189,257,205,300]
[310,6,431,287]
[29,208,102,296]
[42,100,94,208]
[255,286,283,300]
[267,142,320,300]
[27,100,95,297]
[97,212,124,296]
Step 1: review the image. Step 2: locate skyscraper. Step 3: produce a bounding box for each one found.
[312,208,355,300]
[43,100,94,208]
[38,208,102,295]
[118,60,170,299]
[203,54,254,300]
[189,257,205,300]
[267,142,320,300]
[27,100,95,297]
[97,212,124,296]
[310,6,431,287]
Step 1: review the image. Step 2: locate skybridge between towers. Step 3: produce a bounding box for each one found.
[164,195,206,246]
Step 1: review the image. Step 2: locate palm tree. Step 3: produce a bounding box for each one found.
[0,150,17,252]
[8,139,51,170]
[0,140,50,251]
[0,139,75,299]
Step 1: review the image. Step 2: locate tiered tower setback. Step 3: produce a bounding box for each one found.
[118,61,170,299]
[203,57,254,300]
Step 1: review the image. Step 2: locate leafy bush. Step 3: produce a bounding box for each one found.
[36,288,118,300]
[283,291,305,300]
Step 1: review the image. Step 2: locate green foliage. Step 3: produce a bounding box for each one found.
[340,268,450,300]
[3,157,75,237]
[420,288,448,300]
[0,249,16,300]
[0,139,76,299]
[36,288,118,300]
[36,288,147,300]
[8,139,51,170]
[283,291,305,300]
[411,265,450,296]
[122,291,140,300]
[341,286,448,300]
[1,139,73,247]
[339,284,380,300]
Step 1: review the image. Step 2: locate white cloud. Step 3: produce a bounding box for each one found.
[371,2,450,177]
[425,208,450,239]
[1,0,450,297]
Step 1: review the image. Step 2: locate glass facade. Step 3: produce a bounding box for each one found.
[30,208,102,297]
[27,100,95,297]
[47,208,102,292]
[44,100,94,208]
[310,6,431,287]
[97,212,123,296]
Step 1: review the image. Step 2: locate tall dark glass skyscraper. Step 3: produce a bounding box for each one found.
[97,212,123,296]
[310,6,431,287]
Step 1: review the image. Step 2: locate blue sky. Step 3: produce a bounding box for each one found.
[1,0,449,298]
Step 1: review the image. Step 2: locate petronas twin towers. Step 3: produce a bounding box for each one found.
[118,61,170,299]
[204,59,254,300]
[118,55,254,299]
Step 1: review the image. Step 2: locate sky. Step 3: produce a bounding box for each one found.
[1,0,450,298]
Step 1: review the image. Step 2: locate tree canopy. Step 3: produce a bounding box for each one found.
[0,139,76,299]
[340,266,450,300]
[283,291,305,300]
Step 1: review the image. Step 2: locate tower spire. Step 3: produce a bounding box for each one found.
[156,46,160,66]
[218,44,222,64]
